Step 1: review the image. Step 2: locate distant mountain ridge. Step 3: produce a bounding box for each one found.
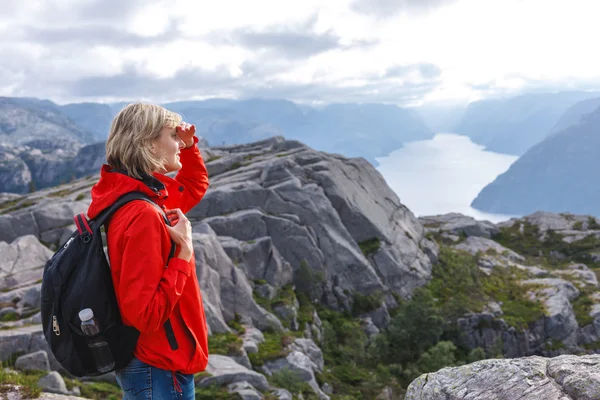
[454,91,600,155]
[0,96,435,193]
[472,104,600,215]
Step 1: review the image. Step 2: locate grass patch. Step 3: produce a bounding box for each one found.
[0,200,36,215]
[47,189,73,198]
[247,332,292,367]
[75,193,86,201]
[427,247,546,331]
[0,367,45,398]
[494,222,600,269]
[195,384,242,400]
[208,333,244,357]
[572,291,595,327]
[78,381,122,400]
[227,162,242,171]
[358,238,381,257]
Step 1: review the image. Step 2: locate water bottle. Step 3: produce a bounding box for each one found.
[79,308,115,373]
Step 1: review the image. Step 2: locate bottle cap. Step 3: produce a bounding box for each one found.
[78,308,94,322]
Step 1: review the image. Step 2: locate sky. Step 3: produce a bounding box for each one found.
[2,0,600,105]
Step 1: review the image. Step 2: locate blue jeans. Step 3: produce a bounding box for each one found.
[115,357,194,400]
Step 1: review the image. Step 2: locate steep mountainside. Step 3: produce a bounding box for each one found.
[472,106,600,216]
[549,96,600,135]
[455,91,598,155]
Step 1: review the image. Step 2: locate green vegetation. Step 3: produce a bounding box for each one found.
[494,222,600,268]
[268,368,313,397]
[358,238,381,256]
[227,162,242,171]
[0,311,19,322]
[0,366,44,398]
[75,193,86,201]
[352,291,383,316]
[248,332,293,367]
[572,292,595,327]
[195,384,242,399]
[77,381,122,400]
[0,199,37,215]
[208,333,244,356]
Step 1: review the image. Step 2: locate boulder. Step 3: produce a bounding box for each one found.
[264,351,329,399]
[14,350,50,372]
[198,355,269,392]
[0,235,53,290]
[406,354,600,400]
[38,371,69,395]
[420,213,500,238]
[227,381,263,400]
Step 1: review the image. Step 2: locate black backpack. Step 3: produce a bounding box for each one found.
[41,191,179,377]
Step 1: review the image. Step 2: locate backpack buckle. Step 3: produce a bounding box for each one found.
[74,213,93,243]
[52,315,60,336]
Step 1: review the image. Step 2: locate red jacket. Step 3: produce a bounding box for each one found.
[87,137,209,374]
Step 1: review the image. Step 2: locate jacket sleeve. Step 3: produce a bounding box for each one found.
[117,207,192,333]
[174,136,209,214]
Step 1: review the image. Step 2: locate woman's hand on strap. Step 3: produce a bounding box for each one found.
[165,208,193,262]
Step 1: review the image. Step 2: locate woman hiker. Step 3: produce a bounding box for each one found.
[86,103,210,399]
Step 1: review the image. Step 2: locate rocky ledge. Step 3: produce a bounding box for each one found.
[406,354,600,400]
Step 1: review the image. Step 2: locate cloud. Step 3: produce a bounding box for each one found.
[385,63,442,79]
[63,61,441,106]
[17,22,179,47]
[351,0,458,18]
[211,14,378,60]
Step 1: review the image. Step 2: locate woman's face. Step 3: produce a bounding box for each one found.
[152,125,185,174]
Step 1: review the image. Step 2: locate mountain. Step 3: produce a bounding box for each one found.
[471,105,600,215]
[0,97,95,148]
[548,96,600,135]
[454,91,599,155]
[60,102,116,141]
[166,99,434,164]
[414,103,466,133]
[0,97,435,194]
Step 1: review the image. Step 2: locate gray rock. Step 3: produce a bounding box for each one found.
[264,351,329,399]
[406,354,600,400]
[38,371,69,395]
[420,213,500,238]
[193,231,283,333]
[0,235,53,290]
[553,263,598,287]
[241,326,265,354]
[290,338,324,372]
[523,278,579,344]
[14,350,50,372]
[189,140,433,309]
[361,317,380,338]
[454,236,524,262]
[270,388,293,400]
[227,381,263,400]
[199,355,269,392]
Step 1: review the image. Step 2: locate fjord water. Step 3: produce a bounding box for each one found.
[375,133,519,223]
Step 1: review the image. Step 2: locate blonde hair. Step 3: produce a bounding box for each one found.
[106,103,182,179]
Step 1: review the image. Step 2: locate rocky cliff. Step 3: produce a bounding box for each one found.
[3,137,600,399]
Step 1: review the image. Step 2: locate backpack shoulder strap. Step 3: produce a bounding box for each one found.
[93,191,176,259]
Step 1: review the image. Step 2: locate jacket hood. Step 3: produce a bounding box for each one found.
[87,165,170,219]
